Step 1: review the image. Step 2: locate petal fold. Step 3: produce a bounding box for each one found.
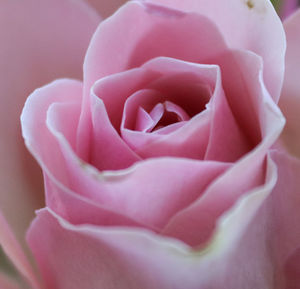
[146,0,286,101]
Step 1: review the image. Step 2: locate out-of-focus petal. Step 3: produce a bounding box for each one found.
[279,9,300,157]
[0,0,100,262]
[0,212,39,289]
[267,150,300,288]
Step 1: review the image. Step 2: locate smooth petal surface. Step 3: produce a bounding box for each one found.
[0,0,100,283]
[27,154,291,289]
[21,78,229,230]
[21,79,145,229]
[147,0,286,102]
[279,9,300,158]
[120,58,215,159]
[48,93,229,230]
[162,51,285,246]
[78,0,228,157]
[261,150,300,288]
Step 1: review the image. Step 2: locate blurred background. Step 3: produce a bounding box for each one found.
[271,0,300,18]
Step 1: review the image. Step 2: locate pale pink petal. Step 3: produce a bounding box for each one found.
[47,129,230,229]
[21,77,229,230]
[90,85,142,171]
[117,56,249,161]
[0,0,100,282]
[119,57,214,156]
[164,101,190,121]
[26,159,290,289]
[162,52,285,246]
[21,79,145,228]
[85,0,128,18]
[44,174,146,228]
[249,150,300,288]
[279,9,300,158]
[135,105,162,132]
[91,58,212,161]
[21,79,83,186]
[204,50,270,161]
[147,0,286,102]
[83,1,226,96]
[77,0,228,157]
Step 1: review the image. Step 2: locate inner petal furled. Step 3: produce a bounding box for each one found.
[119,57,218,159]
[135,101,190,133]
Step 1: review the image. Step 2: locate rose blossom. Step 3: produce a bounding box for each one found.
[1,0,300,289]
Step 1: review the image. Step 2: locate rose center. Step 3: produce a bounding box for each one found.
[135,101,190,133]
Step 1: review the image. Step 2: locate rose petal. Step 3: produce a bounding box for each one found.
[89,95,141,171]
[263,150,300,288]
[204,50,269,161]
[162,51,285,246]
[21,79,84,186]
[22,78,146,229]
[147,0,286,102]
[279,9,300,158]
[135,105,162,132]
[44,173,146,229]
[21,77,229,230]
[26,157,285,289]
[48,126,230,229]
[120,57,217,159]
[0,0,100,282]
[78,0,228,157]
[48,94,228,228]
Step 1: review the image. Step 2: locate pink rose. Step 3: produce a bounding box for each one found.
[1,1,300,288]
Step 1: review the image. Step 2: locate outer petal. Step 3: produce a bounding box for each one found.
[0,0,100,284]
[265,150,300,288]
[27,154,285,289]
[146,0,286,102]
[279,9,300,158]
[27,152,300,289]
